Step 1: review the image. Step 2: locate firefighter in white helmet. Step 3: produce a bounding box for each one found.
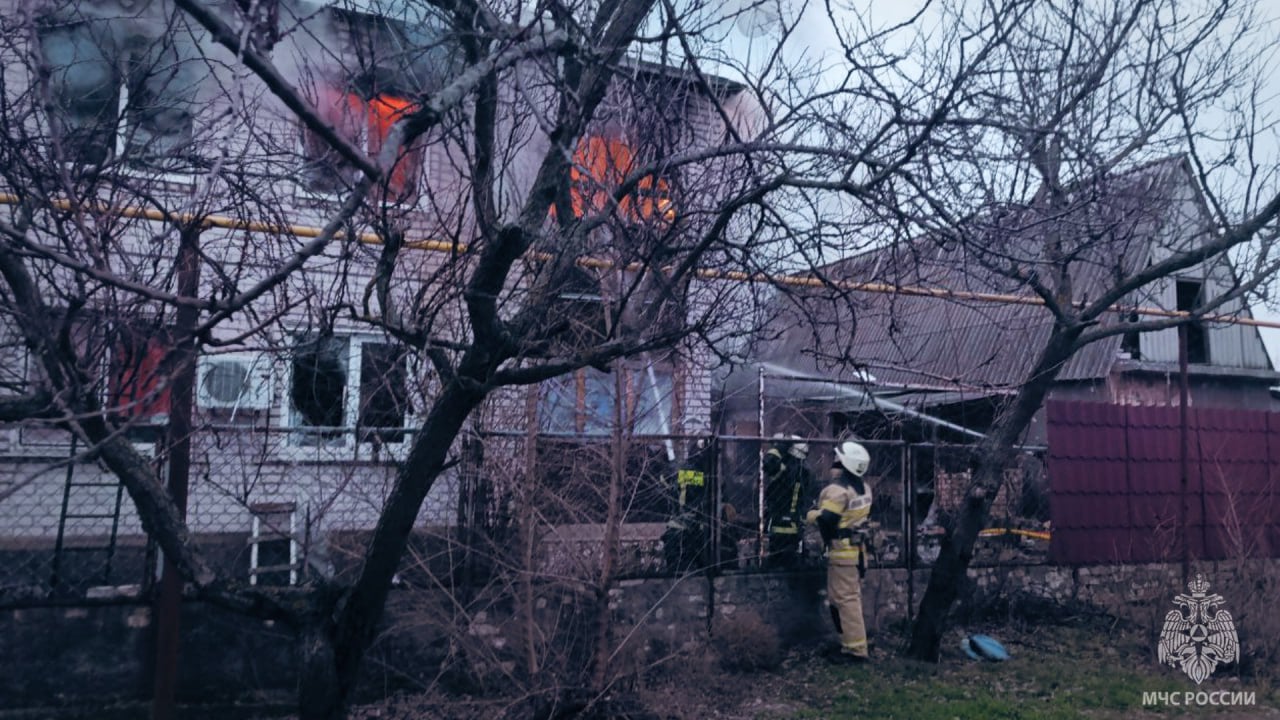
[806,440,873,662]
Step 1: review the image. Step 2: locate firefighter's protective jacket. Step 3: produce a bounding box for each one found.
[807,480,872,566]
[764,449,810,537]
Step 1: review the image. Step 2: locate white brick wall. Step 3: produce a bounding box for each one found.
[0,1,746,553]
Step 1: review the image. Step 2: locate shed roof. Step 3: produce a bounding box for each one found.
[751,156,1214,392]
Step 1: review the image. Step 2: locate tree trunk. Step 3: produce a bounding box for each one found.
[907,326,1083,661]
[296,380,485,719]
[297,623,343,720]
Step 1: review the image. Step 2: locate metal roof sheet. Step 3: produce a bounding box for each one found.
[753,157,1214,391]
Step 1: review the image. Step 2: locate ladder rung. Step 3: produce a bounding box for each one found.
[247,535,295,546]
[250,562,300,574]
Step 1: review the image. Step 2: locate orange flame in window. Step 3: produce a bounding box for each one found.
[365,94,419,199]
[563,136,675,224]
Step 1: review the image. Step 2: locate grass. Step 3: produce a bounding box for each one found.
[752,621,1279,720]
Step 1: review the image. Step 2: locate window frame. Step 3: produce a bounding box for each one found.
[248,502,298,587]
[283,333,416,452]
[295,88,424,205]
[539,363,676,436]
[37,17,201,184]
[16,316,168,453]
[565,133,676,225]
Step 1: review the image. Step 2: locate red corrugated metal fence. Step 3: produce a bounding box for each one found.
[1047,401,1280,564]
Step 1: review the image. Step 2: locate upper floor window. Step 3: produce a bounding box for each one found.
[299,87,422,202]
[1176,279,1209,364]
[38,14,201,168]
[565,135,675,224]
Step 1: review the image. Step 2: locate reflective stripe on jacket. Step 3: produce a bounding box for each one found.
[815,481,872,566]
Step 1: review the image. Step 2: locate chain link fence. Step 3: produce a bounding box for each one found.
[0,422,1049,607]
[0,422,459,605]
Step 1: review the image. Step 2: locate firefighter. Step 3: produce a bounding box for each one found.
[807,440,873,662]
[663,438,712,572]
[763,435,812,569]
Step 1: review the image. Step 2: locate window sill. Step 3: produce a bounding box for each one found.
[4,438,156,460]
[114,165,198,192]
[275,430,413,464]
[294,185,419,210]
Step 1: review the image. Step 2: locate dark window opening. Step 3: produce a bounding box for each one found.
[290,335,348,441]
[358,343,408,443]
[1120,311,1141,360]
[1176,279,1209,364]
[38,16,200,168]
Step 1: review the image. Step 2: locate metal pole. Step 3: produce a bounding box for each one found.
[152,225,201,720]
[903,443,914,623]
[757,366,766,566]
[710,434,722,577]
[1178,324,1190,584]
[49,436,79,594]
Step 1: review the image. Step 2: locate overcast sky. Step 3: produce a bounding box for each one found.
[700,0,1280,369]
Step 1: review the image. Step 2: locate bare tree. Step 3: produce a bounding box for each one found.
[0,0,1029,717]
[859,0,1280,661]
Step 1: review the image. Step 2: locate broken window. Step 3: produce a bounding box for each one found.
[289,334,411,445]
[108,324,173,443]
[38,11,201,168]
[358,342,409,444]
[298,8,437,202]
[290,335,349,442]
[299,87,422,201]
[1176,279,1209,364]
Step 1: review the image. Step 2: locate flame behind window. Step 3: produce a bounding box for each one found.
[566,136,675,224]
[302,89,421,201]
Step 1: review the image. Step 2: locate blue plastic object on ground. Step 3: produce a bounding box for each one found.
[961,634,1010,661]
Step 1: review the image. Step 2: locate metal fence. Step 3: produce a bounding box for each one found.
[0,423,1052,607]
[0,422,458,606]
[451,432,1051,588]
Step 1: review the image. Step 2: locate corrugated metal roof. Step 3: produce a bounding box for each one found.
[752,157,1235,391]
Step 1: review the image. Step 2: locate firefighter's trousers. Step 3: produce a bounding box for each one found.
[827,561,867,657]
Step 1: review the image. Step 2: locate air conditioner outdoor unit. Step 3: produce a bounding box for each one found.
[197,353,272,410]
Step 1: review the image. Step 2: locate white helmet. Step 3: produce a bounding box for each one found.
[834,441,870,477]
[788,435,808,460]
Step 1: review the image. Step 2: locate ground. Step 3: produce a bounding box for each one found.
[5,616,1276,719]
[336,614,1279,720]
